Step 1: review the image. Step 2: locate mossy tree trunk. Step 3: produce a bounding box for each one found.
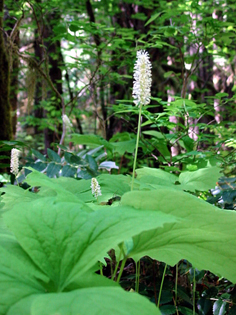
[0,0,12,142]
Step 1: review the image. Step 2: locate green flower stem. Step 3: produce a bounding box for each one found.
[135,260,141,293]
[131,103,143,191]
[157,263,167,307]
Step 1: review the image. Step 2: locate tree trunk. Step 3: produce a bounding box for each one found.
[33,12,44,151]
[5,7,20,138]
[42,12,63,152]
[33,2,63,153]
[0,0,12,142]
[0,0,12,172]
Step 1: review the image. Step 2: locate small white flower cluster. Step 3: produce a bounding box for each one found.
[91,178,102,198]
[132,50,152,107]
[10,148,20,176]
[62,114,73,131]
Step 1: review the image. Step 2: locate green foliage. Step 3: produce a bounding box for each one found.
[121,188,236,282]
[135,166,222,192]
[2,0,236,313]
[1,164,236,313]
[7,288,161,315]
[26,145,119,179]
[1,170,177,314]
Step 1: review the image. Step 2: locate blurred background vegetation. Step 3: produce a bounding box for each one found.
[0,0,235,157]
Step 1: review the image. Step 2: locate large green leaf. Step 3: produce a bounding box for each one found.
[7,287,160,315]
[179,166,222,191]
[136,167,177,189]
[1,195,175,314]
[1,171,128,209]
[121,189,236,283]
[136,166,221,192]
[0,239,46,315]
[0,184,40,212]
[57,171,128,201]
[22,170,131,203]
[3,197,177,292]
[96,173,131,197]
[21,169,94,206]
[0,216,118,314]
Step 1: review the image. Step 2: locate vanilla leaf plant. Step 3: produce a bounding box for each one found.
[0,179,176,315]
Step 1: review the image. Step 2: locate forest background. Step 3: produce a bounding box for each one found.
[0,0,236,314]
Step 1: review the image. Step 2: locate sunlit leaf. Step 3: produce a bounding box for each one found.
[121,189,236,283]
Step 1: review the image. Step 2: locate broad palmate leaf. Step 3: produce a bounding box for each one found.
[1,196,176,314]
[0,233,47,315]
[7,287,161,315]
[121,189,236,283]
[136,166,221,192]
[0,184,40,212]
[22,169,130,203]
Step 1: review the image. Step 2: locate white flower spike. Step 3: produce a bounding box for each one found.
[132,50,152,107]
[91,178,102,198]
[10,148,20,176]
[62,114,73,130]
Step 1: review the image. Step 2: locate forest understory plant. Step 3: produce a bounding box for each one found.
[131,50,152,191]
[1,47,236,315]
[1,2,236,313]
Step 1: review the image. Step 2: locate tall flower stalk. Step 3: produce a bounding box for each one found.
[131,50,152,293]
[131,50,152,191]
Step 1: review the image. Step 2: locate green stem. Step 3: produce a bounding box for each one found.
[157,263,167,307]
[110,258,113,280]
[174,263,179,315]
[193,268,196,315]
[100,262,103,276]
[135,260,141,293]
[131,104,143,191]
[112,244,123,281]
[175,263,178,303]
[116,255,127,283]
